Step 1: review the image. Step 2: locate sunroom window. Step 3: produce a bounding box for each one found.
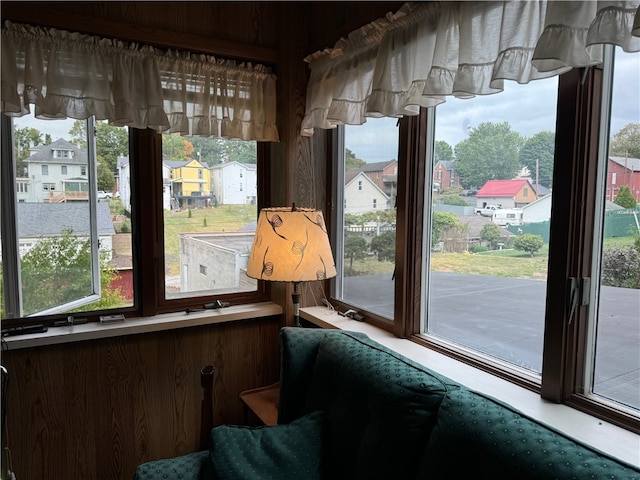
[420,76,558,378]
[0,114,118,317]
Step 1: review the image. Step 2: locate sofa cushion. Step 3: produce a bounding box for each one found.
[134,450,212,480]
[419,387,640,479]
[209,410,324,480]
[303,332,449,480]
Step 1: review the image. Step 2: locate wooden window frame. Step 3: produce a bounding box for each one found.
[329,65,640,433]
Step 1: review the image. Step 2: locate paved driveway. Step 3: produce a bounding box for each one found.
[343,272,640,409]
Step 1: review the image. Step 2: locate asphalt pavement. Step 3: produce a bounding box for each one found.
[343,272,640,410]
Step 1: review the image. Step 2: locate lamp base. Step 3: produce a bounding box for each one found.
[292,282,301,327]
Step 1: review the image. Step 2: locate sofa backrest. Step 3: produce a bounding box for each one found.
[418,386,640,479]
[280,327,452,480]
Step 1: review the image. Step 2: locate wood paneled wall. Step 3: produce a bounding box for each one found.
[2,317,281,479]
[0,2,405,479]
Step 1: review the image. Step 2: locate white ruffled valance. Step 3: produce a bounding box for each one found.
[301,0,640,136]
[1,21,279,142]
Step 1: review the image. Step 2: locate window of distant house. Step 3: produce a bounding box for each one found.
[198,168,203,179]
[200,264,207,275]
[41,165,48,175]
[358,180,363,190]
[81,166,87,176]
[373,198,377,209]
[61,165,67,174]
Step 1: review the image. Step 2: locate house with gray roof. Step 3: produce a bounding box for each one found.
[21,138,89,203]
[16,202,115,260]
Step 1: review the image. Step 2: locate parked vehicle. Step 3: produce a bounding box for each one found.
[97,190,112,200]
[492,208,523,227]
[474,204,501,216]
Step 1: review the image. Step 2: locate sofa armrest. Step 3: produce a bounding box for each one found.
[278,327,369,424]
[134,450,212,480]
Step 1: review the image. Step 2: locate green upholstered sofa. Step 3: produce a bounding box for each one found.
[135,327,640,480]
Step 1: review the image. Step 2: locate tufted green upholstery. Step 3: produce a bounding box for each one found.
[301,331,449,480]
[419,387,640,479]
[134,450,212,480]
[135,327,640,480]
[209,411,325,480]
[278,327,369,424]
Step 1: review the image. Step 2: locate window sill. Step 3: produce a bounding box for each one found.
[300,306,640,467]
[2,302,283,351]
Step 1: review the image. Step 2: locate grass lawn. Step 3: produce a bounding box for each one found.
[347,246,551,279]
[163,205,257,274]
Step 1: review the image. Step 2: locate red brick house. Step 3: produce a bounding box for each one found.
[476,179,538,208]
[433,160,460,192]
[606,156,640,202]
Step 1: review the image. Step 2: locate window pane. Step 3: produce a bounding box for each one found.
[423,78,558,375]
[337,118,398,319]
[162,135,258,299]
[591,48,640,411]
[1,115,132,317]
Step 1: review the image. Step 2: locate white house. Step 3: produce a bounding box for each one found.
[117,155,133,211]
[209,161,257,205]
[20,139,89,203]
[522,194,552,224]
[344,171,391,215]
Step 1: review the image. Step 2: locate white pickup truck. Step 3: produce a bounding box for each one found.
[474,204,501,216]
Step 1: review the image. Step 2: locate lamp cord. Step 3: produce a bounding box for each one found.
[308,282,335,314]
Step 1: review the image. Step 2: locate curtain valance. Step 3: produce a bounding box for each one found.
[301,0,640,136]
[1,21,279,142]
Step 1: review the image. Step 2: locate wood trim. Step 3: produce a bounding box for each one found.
[1,3,279,64]
[540,68,601,403]
[131,129,162,317]
[394,113,426,338]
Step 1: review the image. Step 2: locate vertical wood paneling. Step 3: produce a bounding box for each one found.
[2,317,280,480]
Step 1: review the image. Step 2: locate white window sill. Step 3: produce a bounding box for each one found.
[300,306,640,468]
[2,302,283,350]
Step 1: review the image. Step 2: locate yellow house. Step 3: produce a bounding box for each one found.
[165,159,214,208]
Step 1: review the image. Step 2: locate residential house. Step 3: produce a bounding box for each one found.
[522,193,552,224]
[165,158,214,209]
[344,171,391,215]
[20,138,89,203]
[210,161,257,205]
[1,3,638,480]
[116,155,132,211]
[16,202,115,261]
[476,179,538,209]
[433,160,460,192]
[606,156,640,202]
[348,159,398,201]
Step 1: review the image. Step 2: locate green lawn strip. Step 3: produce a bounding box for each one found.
[163,205,256,275]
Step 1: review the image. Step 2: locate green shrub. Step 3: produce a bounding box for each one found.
[601,246,640,288]
[469,245,489,253]
[513,233,544,257]
[441,194,469,206]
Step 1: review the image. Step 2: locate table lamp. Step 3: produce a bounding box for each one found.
[246,206,337,326]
